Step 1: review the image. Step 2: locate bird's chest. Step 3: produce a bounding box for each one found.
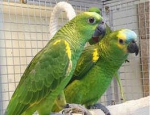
[87,74,112,95]
[83,65,114,100]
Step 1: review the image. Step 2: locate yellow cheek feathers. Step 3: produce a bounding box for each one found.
[117,30,126,49]
[117,30,126,41]
[92,48,99,62]
[117,31,127,53]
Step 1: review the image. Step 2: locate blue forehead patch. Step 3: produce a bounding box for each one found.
[122,29,137,43]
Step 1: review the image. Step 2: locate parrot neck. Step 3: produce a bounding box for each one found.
[55,23,88,57]
[97,42,128,74]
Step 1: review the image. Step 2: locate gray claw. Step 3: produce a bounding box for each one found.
[88,103,111,115]
[62,103,92,115]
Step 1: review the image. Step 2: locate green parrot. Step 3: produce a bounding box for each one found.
[52,7,125,114]
[5,11,106,115]
[53,29,139,115]
[89,7,126,102]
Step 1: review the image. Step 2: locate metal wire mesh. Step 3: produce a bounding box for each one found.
[100,0,149,105]
[0,0,149,114]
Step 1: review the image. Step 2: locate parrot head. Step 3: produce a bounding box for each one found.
[88,7,101,15]
[100,29,139,57]
[117,29,139,56]
[70,11,106,43]
[87,7,108,44]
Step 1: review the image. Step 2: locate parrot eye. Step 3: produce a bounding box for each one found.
[101,21,104,24]
[88,17,96,24]
[119,39,124,44]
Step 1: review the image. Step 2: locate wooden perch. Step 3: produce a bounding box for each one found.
[90,96,149,115]
[52,96,149,115]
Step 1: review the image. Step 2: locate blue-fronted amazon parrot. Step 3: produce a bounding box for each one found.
[5,11,106,115]
[53,29,139,115]
[88,7,126,102]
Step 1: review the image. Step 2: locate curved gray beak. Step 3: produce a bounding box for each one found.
[93,22,106,38]
[89,22,106,45]
[89,22,106,44]
[127,41,139,56]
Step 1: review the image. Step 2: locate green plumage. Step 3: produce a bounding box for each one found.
[88,7,112,44]
[64,29,138,106]
[5,12,103,115]
[52,29,138,112]
[88,7,125,101]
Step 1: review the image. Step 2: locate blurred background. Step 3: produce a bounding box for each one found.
[0,0,149,114]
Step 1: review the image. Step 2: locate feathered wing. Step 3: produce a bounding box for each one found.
[68,45,100,85]
[5,39,71,115]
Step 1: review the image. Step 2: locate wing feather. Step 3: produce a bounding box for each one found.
[68,44,100,85]
[6,39,71,115]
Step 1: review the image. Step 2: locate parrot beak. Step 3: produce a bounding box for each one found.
[89,22,106,44]
[127,40,139,56]
[93,22,106,38]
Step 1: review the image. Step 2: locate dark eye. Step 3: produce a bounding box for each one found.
[119,39,124,44]
[88,17,96,24]
[101,21,104,24]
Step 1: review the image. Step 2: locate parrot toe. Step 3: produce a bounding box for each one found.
[61,103,92,115]
[87,103,111,115]
[125,59,130,63]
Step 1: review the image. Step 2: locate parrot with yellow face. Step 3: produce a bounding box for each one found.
[53,29,139,115]
[5,11,106,115]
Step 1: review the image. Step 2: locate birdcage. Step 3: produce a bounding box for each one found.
[0,0,149,115]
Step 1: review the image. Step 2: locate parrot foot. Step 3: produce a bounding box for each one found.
[61,103,92,115]
[125,59,130,63]
[87,103,111,115]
